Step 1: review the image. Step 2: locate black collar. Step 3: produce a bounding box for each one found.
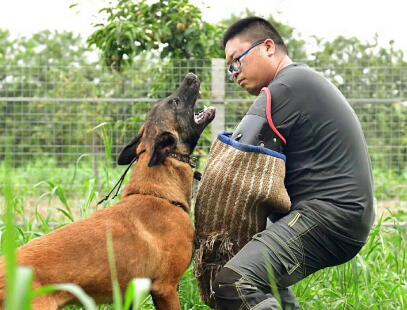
[98,152,199,205]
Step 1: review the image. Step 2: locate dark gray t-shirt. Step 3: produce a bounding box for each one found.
[233,63,375,245]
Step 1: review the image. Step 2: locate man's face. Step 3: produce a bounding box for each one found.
[225,37,273,95]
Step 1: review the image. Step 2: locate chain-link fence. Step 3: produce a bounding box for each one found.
[1,59,406,202]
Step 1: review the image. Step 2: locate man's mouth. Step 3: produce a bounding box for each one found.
[194,106,216,125]
[237,78,245,86]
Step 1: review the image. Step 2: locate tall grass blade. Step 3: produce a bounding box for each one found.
[92,122,113,191]
[10,267,34,310]
[70,153,90,190]
[123,278,151,310]
[34,283,97,310]
[79,178,98,218]
[49,182,74,222]
[56,208,75,222]
[34,181,74,222]
[49,182,70,210]
[265,255,282,309]
[3,145,18,309]
[106,230,122,309]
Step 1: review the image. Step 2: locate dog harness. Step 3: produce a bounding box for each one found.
[194,87,291,306]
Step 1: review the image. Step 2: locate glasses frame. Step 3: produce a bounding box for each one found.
[227,39,267,79]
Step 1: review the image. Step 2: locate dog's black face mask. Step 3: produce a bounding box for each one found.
[118,73,216,166]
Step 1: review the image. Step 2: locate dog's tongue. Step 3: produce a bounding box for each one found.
[194,106,216,125]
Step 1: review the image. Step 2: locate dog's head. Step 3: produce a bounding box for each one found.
[118,73,216,167]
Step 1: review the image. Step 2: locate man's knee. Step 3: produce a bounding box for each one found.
[212,267,280,310]
[212,267,242,309]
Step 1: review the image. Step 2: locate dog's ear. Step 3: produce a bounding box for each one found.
[117,128,143,165]
[148,132,177,167]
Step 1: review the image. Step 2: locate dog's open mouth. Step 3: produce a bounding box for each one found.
[194,106,216,125]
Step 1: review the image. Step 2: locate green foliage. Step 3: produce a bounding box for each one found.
[311,35,407,99]
[88,0,225,70]
[1,10,405,175]
[0,29,10,63]
[374,168,407,200]
[293,214,407,309]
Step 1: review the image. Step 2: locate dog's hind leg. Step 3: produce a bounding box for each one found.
[0,281,58,310]
[31,280,59,310]
[31,295,58,310]
[151,283,181,310]
[0,292,58,310]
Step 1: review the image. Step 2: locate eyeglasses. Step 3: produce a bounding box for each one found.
[227,39,266,80]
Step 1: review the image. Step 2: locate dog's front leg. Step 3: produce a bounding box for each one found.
[151,283,181,310]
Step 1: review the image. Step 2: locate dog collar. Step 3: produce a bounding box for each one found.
[98,152,200,206]
[169,152,197,168]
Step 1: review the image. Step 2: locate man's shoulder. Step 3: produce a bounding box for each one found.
[270,63,336,102]
[271,63,322,87]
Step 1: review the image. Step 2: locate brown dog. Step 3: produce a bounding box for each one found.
[0,73,215,309]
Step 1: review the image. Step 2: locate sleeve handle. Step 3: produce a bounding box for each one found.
[261,86,287,145]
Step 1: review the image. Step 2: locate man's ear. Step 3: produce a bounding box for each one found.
[264,38,276,56]
[117,127,143,165]
[148,132,177,167]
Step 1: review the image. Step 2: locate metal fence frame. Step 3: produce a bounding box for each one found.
[1,60,406,202]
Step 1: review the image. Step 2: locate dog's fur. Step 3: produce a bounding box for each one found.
[0,73,215,309]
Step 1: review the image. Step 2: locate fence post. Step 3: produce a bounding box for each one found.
[211,58,225,142]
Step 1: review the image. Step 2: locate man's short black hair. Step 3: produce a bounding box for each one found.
[222,16,288,54]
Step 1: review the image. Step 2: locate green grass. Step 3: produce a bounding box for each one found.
[373,168,407,201]
[2,160,406,201]
[0,133,406,309]
[294,213,407,309]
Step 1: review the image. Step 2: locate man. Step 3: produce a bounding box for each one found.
[212,17,375,309]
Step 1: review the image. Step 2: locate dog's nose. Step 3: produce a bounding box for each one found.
[185,73,199,85]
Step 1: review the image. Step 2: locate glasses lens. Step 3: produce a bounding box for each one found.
[228,61,240,76]
[227,40,265,81]
[227,70,235,81]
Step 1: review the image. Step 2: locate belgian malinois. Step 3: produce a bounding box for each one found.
[0,73,215,309]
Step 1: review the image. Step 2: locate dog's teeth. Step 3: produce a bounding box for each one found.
[194,108,209,124]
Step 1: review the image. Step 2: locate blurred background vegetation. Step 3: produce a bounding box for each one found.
[0,0,406,201]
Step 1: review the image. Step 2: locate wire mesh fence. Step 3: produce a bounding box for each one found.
[0,59,406,201]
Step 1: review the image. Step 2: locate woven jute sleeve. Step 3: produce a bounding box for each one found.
[194,136,291,306]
